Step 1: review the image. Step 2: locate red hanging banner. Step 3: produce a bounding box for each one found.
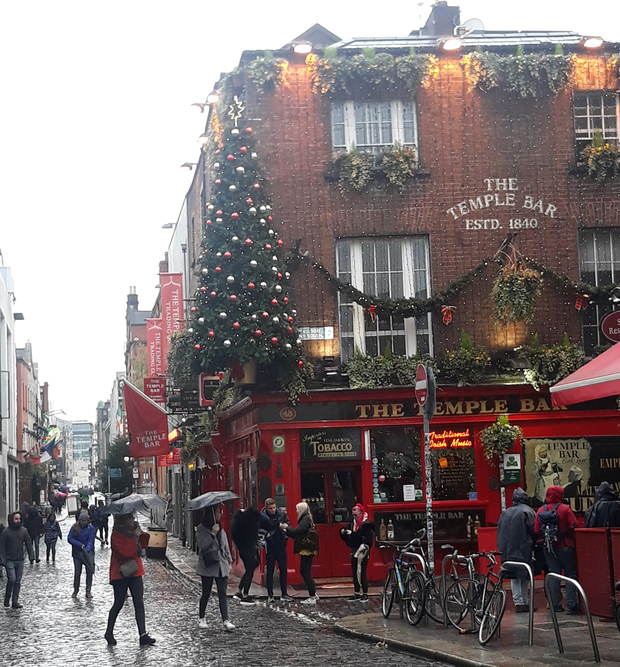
[172,447,182,465]
[146,318,164,377]
[123,381,170,458]
[160,273,184,370]
[157,454,170,468]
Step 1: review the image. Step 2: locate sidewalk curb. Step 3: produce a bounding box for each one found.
[333,621,494,667]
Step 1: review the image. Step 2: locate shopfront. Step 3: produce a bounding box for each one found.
[214,384,620,584]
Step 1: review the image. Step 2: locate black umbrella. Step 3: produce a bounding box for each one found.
[77,488,94,496]
[187,490,239,511]
[107,493,166,515]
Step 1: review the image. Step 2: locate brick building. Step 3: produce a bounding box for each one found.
[175,4,620,582]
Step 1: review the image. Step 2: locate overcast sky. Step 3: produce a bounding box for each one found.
[1,1,618,422]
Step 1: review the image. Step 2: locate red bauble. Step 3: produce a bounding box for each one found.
[247,282,255,289]
[245,197,253,203]
[224,251,232,258]
[271,337,278,345]
[244,238,252,245]
[233,322,240,329]
[227,154,235,160]
[288,316,294,323]
[195,344,201,350]
[205,202,211,207]
[215,179,221,185]
[229,295,237,301]
[216,210,223,215]
[298,361,304,367]
[231,212,239,219]
[191,306,197,312]
[284,297,289,304]
[210,291,217,297]
[277,240,283,247]
[215,266,222,273]
[255,329,262,336]
[240,147,248,153]
[208,331,215,338]
[267,216,273,222]
[200,287,206,292]
[271,299,278,306]
[287,326,293,334]
[265,244,272,250]
[277,273,282,279]
[246,127,253,134]
[206,219,212,225]
[215,149,220,154]
[262,311,269,318]
[253,183,260,189]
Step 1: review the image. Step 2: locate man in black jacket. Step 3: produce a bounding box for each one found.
[0,512,35,609]
[584,481,620,528]
[231,507,261,605]
[260,498,292,603]
[25,505,44,563]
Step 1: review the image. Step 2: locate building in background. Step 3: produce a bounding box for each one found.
[51,416,73,486]
[71,421,93,488]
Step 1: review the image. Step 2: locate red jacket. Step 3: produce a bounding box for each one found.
[534,485,577,548]
[109,530,150,581]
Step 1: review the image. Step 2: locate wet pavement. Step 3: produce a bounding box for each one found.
[1,510,445,667]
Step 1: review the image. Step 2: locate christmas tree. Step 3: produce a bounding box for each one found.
[190,97,307,391]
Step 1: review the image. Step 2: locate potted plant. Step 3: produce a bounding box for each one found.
[480,415,522,462]
[491,260,542,324]
[441,330,491,386]
[521,333,586,390]
[580,130,620,186]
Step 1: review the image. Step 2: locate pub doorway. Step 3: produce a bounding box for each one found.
[299,465,361,579]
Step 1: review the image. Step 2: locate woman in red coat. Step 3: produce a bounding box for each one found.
[104,513,155,646]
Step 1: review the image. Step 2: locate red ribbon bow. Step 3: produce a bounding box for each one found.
[364,305,377,322]
[441,305,456,324]
[575,293,589,311]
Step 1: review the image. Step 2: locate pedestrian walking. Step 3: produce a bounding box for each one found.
[25,505,44,564]
[196,504,235,631]
[97,500,110,545]
[340,503,374,602]
[231,506,261,605]
[260,498,292,603]
[165,493,174,533]
[496,488,537,612]
[282,501,319,605]
[0,511,34,609]
[584,481,620,528]
[44,513,62,564]
[534,485,579,614]
[68,510,96,598]
[0,523,4,579]
[105,513,156,646]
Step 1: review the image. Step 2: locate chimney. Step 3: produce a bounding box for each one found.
[419,2,460,37]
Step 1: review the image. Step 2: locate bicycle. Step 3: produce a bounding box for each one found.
[443,551,507,645]
[380,536,427,626]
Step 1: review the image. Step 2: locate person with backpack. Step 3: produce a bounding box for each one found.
[282,501,319,605]
[44,513,62,563]
[230,506,261,606]
[340,503,374,602]
[584,481,620,528]
[534,485,579,614]
[496,488,537,612]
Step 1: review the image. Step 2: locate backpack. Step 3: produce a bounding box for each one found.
[539,503,561,553]
[300,526,320,555]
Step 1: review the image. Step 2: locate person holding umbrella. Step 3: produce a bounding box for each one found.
[68,511,96,598]
[196,504,235,631]
[105,512,156,646]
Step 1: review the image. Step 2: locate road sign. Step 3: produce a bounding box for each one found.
[132,469,139,479]
[415,364,428,405]
[109,468,122,478]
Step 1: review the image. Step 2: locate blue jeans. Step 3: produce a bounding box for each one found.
[4,559,25,605]
[32,535,40,561]
[545,546,578,611]
[266,546,288,597]
[510,575,530,605]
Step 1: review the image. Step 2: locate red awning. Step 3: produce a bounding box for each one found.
[550,342,620,407]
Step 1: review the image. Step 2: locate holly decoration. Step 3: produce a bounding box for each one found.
[190,107,306,386]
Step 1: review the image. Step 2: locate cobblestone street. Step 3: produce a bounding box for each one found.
[1,513,445,667]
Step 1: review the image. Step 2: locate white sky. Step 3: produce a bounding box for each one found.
[1,1,618,422]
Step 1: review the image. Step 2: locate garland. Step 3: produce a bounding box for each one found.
[306,49,438,98]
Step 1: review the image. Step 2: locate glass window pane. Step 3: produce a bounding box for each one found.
[391,273,404,298]
[361,241,375,272]
[300,472,327,524]
[376,272,389,297]
[392,335,406,356]
[375,242,388,271]
[390,241,403,270]
[371,427,422,503]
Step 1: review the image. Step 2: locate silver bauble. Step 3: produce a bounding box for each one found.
[271,266,278,273]
[260,281,267,288]
[226,276,235,284]
[292,310,297,316]
[275,285,282,293]
[259,205,267,212]
[207,204,215,211]
[216,252,222,258]
[250,260,258,268]
[229,185,237,191]
[266,204,272,211]
[268,229,274,237]
[231,128,240,135]
[251,314,258,321]
[249,207,257,215]
[223,339,232,347]
[201,268,208,276]
[297,338,302,345]
[283,312,288,319]
[285,343,292,351]
[272,255,278,262]
[272,317,280,324]
[219,312,227,319]
[216,217,223,223]
[236,166,245,173]
[198,317,205,324]
[232,235,239,242]
[188,327,194,333]
[213,162,220,169]
[251,152,258,158]
[285,272,291,279]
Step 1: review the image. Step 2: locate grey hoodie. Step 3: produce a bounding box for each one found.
[0,513,34,563]
[496,488,536,574]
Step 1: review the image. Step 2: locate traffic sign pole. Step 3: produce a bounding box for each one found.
[417,365,436,572]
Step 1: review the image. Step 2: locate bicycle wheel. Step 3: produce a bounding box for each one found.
[424,575,445,624]
[478,587,507,645]
[405,571,426,626]
[445,578,480,632]
[382,567,397,618]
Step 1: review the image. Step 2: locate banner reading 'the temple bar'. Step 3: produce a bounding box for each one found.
[146,318,164,377]
[123,381,170,458]
[160,272,184,368]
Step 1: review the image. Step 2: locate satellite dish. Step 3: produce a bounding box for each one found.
[463,18,484,32]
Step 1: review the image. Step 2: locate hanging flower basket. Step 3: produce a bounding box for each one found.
[480,415,522,462]
[440,331,491,386]
[491,262,542,324]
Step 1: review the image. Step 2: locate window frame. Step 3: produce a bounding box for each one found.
[573,91,619,154]
[331,100,418,159]
[335,236,432,361]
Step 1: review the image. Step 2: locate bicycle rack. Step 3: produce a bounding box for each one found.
[544,573,600,663]
[406,551,428,576]
[502,561,534,646]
